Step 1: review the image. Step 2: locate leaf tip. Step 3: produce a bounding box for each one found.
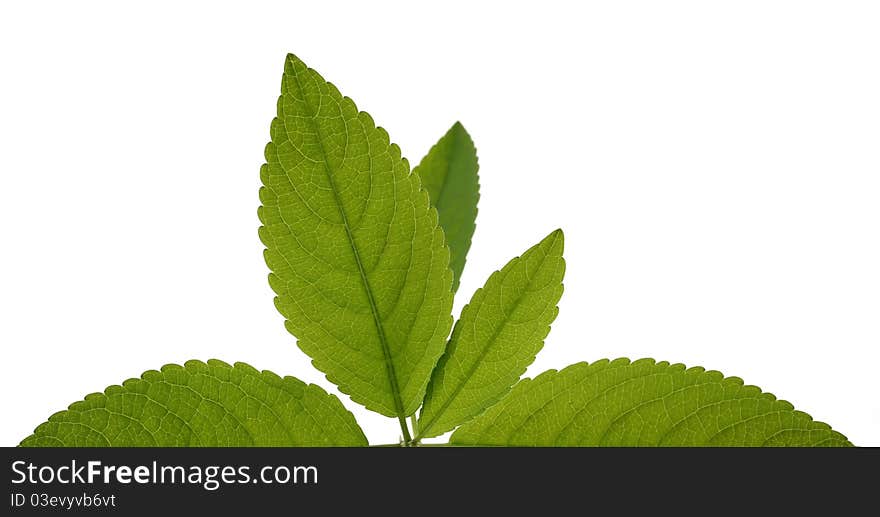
[285,52,304,68]
[541,228,564,251]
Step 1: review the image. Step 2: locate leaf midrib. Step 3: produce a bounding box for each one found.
[287,65,408,425]
[418,237,556,439]
[430,132,455,209]
[433,127,476,228]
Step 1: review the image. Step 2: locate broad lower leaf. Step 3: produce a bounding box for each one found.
[20,360,368,447]
[418,229,565,439]
[412,122,480,293]
[259,54,454,418]
[451,358,851,446]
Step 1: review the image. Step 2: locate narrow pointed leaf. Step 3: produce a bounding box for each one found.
[451,358,851,446]
[259,54,454,418]
[413,122,480,293]
[418,229,565,438]
[21,360,368,447]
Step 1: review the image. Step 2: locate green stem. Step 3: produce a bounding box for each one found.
[410,415,420,442]
[399,416,413,445]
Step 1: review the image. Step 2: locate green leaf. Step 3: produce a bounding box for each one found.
[451,358,851,446]
[20,360,368,447]
[258,54,454,420]
[412,122,480,293]
[418,229,565,439]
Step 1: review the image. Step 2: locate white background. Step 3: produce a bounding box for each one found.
[1,1,878,446]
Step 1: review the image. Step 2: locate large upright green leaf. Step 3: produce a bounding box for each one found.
[417,229,565,439]
[259,54,454,419]
[412,122,479,293]
[21,360,367,447]
[451,358,851,446]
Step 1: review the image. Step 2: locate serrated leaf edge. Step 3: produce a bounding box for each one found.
[451,357,851,446]
[418,229,565,438]
[20,359,368,446]
[263,54,455,419]
[412,121,481,293]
